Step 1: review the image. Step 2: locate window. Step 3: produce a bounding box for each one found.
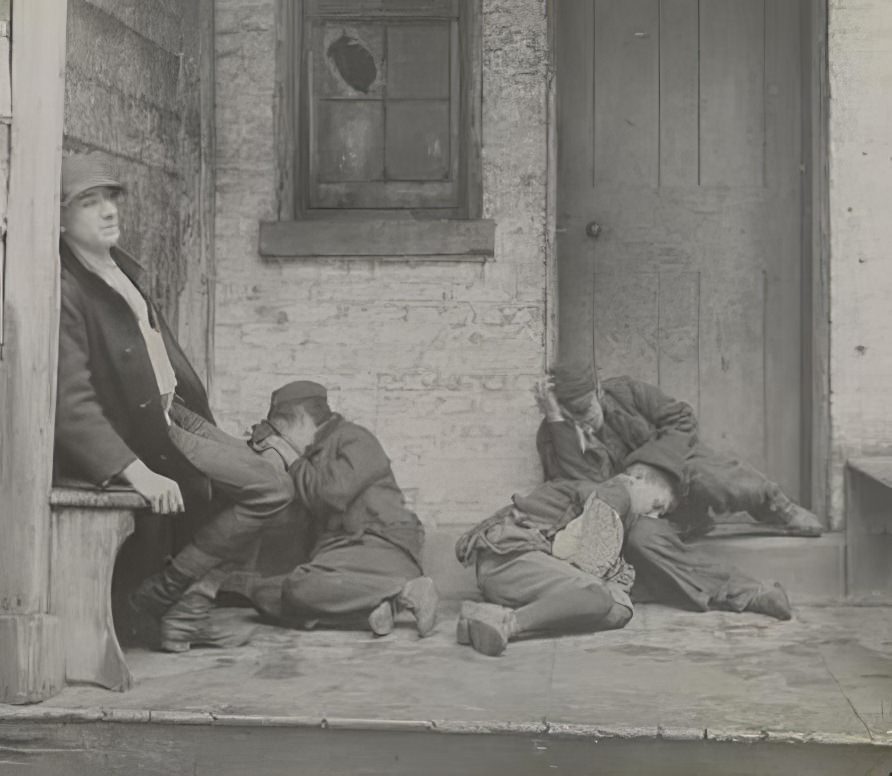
[262,0,492,259]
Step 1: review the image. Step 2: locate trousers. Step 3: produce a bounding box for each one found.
[623,514,764,612]
[167,405,295,574]
[252,534,422,627]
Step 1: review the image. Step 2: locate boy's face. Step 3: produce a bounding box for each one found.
[61,186,122,252]
[270,406,317,454]
[562,388,604,431]
[624,463,678,517]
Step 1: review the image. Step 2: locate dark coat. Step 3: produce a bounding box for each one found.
[536,375,697,486]
[288,415,425,566]
[54,240,214,494]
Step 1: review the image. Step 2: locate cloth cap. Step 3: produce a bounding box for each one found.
[270,380,327,410]
[61,154,124,206]
[550,359,597,402]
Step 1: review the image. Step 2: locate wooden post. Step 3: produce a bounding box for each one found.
[0,0,68,703]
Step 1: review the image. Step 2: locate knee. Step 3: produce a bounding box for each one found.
[281,567,317,612]
[244,470,295,516]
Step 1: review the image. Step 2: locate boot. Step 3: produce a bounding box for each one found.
[397,576,439,637]
[745,582,793,621]
[464,604,518,657]
[128,562,195,648]
[160,592,256,653]
[456,600,514,645]
[761,485,823,537]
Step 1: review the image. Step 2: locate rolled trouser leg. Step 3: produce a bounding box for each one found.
[624,514,763,613]
[281,537,420,632]
[463,551,628,656]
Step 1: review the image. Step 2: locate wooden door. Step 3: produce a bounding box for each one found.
[556,0,804,497]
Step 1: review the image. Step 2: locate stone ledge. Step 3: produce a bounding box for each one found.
[259,218,495,260]
[50,485,148,511]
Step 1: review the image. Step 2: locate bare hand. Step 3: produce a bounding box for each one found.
[121,459,185,514]
[254,433,300,469]
[534,376,563,422]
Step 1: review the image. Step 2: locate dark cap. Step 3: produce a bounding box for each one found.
[60,153,124,206]
[270,380,327,410]
[550,359,597,402]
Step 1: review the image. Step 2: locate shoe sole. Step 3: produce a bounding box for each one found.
[402,577,439,637]
[467,619,508,657]
[368,601,395,636]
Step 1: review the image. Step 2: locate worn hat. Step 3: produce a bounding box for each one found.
[270,380,327,410]
[60,153,124,206]
[550,359,597,402]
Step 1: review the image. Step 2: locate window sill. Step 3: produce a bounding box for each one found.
[258,218,495,261]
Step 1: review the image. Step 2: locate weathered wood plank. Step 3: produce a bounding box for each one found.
[593,0,659,186]
[259,218,494,258]
[700,0,766,186]
[658,270,700,413]
[805,0,831,520]
[50,505,135,690]
[659,0,699,187]
[554,0,595,365]
[762,0,803,498]
[0,0,69,703]
[593,270,659,384]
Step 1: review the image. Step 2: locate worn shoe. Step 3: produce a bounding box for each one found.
[465,605,518,657]
[128,563,196,648]
[397,576,439,637]
[762,485,823,537]
[368,600,395,637]
[456,600,515,645]
[745,583,793,621]
[160,592,256,653]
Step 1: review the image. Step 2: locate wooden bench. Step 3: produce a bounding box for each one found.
[846,457,892,602]
[49,487,147,691]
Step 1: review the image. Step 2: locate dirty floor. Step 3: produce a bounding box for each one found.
[14,602,891,747]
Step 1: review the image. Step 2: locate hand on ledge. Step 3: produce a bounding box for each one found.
[120,459,185,514]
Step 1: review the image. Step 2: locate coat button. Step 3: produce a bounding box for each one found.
[139,399,151,408]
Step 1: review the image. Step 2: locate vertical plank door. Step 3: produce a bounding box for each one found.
[556,0,804,496]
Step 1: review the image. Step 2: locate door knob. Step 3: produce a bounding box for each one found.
[585,221,603,239]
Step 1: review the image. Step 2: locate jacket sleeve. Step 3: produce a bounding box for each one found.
[536,419,612,482]
[55,284,138,485]
[627,379,697,434]
[290,429,391,513]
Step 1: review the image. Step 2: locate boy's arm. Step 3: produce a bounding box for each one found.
[627,378,697,434]
[56,287,137,485]
[289,430,391,512]
[536,419,613,482]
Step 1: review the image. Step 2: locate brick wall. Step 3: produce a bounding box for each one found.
[828,0,892,520]
[64,0,212,379]
[213,0,551,527]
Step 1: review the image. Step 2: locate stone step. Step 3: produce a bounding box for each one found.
[422,524,847,605]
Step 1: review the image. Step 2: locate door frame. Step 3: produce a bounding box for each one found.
[544,0,831,517]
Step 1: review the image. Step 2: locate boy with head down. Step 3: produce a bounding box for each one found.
[534,359,809,620]
[172,379,440,637]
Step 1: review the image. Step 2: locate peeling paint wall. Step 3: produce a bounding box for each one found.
[214,0,551,527]
[828,0,892,520]
[63,0,212,380]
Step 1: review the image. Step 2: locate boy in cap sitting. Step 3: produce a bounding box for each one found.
[533,360,803,619]
[245,381,439,637]
[54,153,293,652]
[453,469,678,657]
